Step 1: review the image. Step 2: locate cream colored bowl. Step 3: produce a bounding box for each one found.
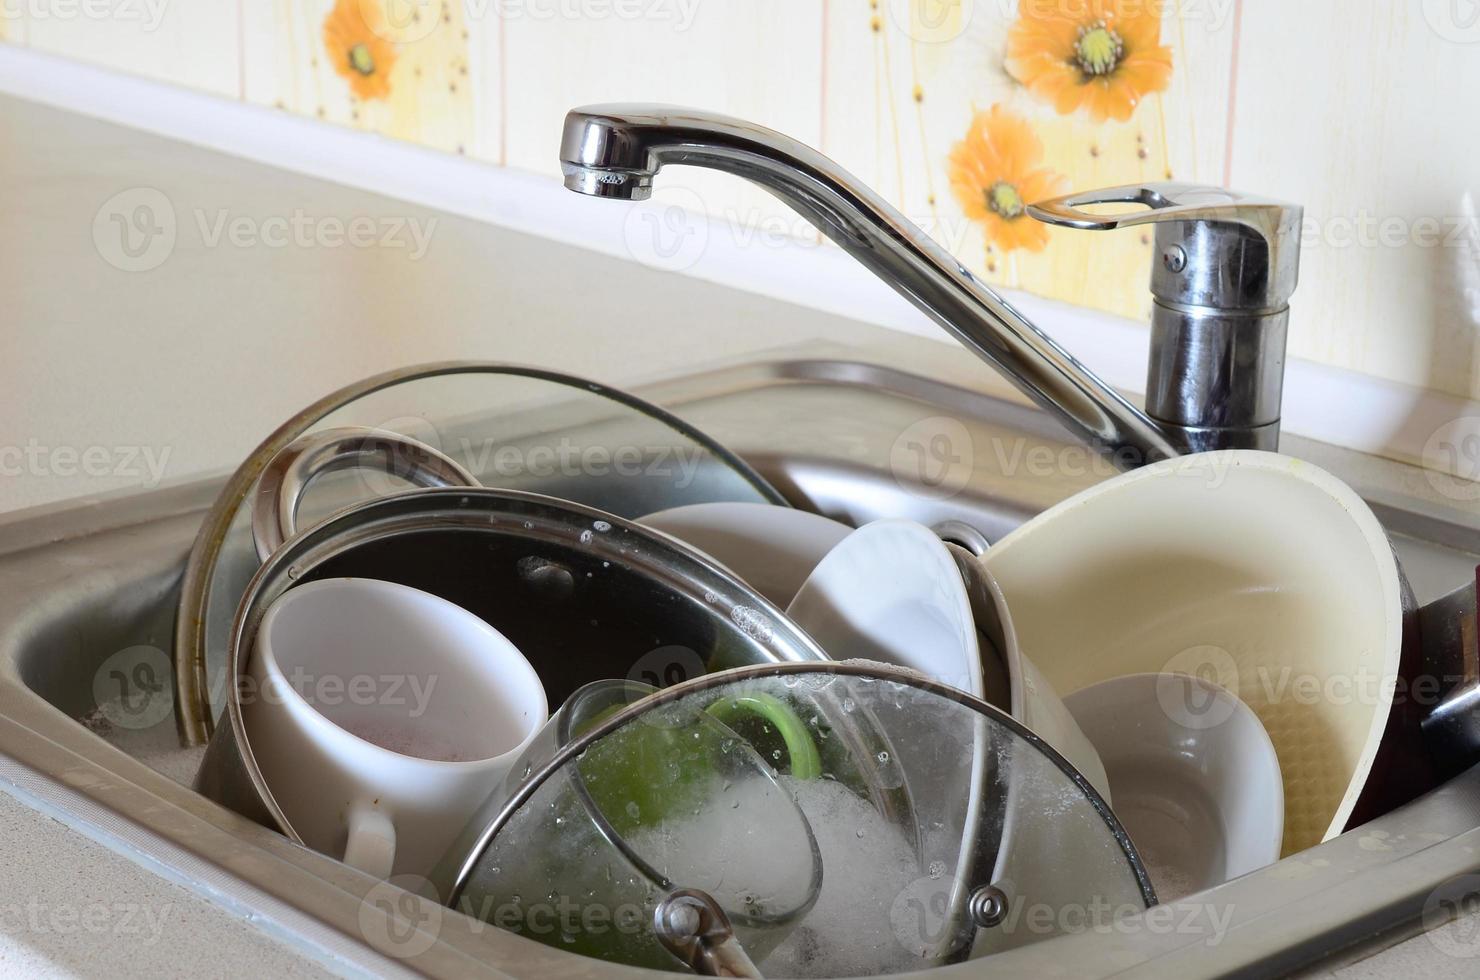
[980,451,1403,855]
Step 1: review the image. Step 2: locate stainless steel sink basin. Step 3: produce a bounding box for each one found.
[3,345,1480,977]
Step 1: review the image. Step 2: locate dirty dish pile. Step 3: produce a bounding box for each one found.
[189,364,1401,980]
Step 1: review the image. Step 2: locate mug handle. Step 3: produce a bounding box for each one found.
[343,802,397,879]
[705,691,822,780]
[251,426,479,561]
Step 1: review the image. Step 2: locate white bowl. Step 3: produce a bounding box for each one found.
[981,450,1402,855]
[638,502,853,607]
[1064,673,1284,900]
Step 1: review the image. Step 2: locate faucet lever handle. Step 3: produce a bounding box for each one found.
[1027,181,1301,251]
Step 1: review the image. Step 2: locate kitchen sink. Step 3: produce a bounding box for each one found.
[4,344,1480,977]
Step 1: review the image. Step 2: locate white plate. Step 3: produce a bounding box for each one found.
[786,519,984,698]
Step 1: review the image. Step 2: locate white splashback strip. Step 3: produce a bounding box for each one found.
[1,43,1472,472]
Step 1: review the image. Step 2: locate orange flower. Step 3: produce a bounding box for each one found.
[1006,0,1173,123]
[948,105,1068,254]
[323,0,398,102]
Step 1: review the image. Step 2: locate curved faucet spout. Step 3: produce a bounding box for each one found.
[560,103,1183,468]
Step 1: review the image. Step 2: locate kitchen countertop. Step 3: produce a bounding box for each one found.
[0,791,339,979]
[2,91,1478,978]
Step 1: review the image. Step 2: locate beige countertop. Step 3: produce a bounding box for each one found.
[2,91,1477,979]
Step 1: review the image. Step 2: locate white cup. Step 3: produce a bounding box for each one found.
[242,577,548,880]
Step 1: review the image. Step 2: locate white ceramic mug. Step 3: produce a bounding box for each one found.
[242,577,548,880]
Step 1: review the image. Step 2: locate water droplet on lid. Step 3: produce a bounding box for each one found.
[593,520,611,533]
[579,529,593,545]
[841,698,856,713]
[877,751,890,764]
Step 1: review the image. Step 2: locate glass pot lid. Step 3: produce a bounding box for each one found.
[174,362,786,744]
[440,661,1155,978]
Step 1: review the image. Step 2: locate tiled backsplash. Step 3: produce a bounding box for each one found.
[3,1,1477,402]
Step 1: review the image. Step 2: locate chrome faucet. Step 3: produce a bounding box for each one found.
[561,105,1302,467]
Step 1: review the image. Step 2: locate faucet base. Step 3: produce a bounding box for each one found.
[1155,419,1282,454]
